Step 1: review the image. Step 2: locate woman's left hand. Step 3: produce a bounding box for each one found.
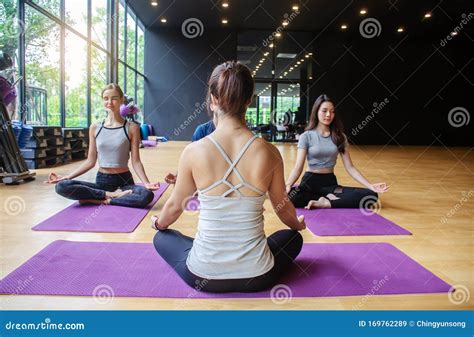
[370,182,390,193]
[144,182,161,190]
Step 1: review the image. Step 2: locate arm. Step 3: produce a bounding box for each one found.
[47,125,97,183]
[285,148,307,192]
[153,145,197,230]
[129,123,157,188]
[268,145,305,231]
[340,147,389,193]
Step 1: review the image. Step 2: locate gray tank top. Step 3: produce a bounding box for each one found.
[95,120,131,168]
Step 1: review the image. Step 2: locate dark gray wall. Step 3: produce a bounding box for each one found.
[144,27,237,140]
[307,32,473,146]
[144,27,472,145]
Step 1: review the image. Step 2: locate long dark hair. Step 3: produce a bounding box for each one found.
[206,61,254,119]
[306,94,346,153]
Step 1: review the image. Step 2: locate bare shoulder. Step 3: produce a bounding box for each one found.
[127,121,140,133]
[253,137,283,162]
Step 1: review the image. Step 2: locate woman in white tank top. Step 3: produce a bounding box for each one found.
[151,61,305,293]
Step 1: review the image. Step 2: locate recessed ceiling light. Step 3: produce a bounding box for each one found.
[397,27,404,33]
[222,2,229,7]
[269,43,274,48]
[222,19,228,24]
[292,5,299,11]
[341,24,348,30]
[308,52,313,55]
[151,1,158,6]
[275,33,281,37]
[309,76,313,79]
[450,31,458,36]
[160,18,167,23]
[282,21,289,26]
[305,54,309,58]
[360,9,367,15]
[424,13,431,18]
[300,59,304,62]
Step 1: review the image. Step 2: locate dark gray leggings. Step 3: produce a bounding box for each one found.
[153,229,303,293]
[289,172,378,208]
[55,171,154,208]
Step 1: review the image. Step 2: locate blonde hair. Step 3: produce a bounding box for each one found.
[101,83,124,98]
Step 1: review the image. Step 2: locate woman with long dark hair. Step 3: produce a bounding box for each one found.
[151,61,305,293]
[286,94,389,209]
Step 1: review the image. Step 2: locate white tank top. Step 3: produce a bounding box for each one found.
[186,135,275,279]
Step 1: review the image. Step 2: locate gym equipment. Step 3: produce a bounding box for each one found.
[0,51,36,184]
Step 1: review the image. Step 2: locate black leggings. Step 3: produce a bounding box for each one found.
[289,172,378,208]
[153,229,303,293]
[55,171,154,208]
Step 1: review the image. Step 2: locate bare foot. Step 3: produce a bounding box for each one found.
[106,189,133,199]
[304,197,331,209]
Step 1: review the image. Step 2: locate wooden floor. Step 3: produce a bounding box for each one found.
[1,141,473,310]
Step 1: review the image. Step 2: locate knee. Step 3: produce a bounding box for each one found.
[55,180,72,196]
[135,188,155,208]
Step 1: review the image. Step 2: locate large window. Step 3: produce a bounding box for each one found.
[13,0,146,127]
[118,1,145,123]
[25,6,61,125]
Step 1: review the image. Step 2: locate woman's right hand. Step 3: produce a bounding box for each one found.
[46,172,68,184]
[297,215,306,230]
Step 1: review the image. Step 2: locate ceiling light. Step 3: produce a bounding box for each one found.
[275,33,281,37]
[151,1,158,6]
[305,54,309,58]
[222,2,229,7]
[264,52,269,56]
[341,24,348,30]
[269,43,274,48]
[282,21,289,26]
[360,9,367,15]
[424,13,431,18]
[450,31,458,36]
[222,19,228,24]
[292,5,299,11]
[160,18,167,23]
[308,52,313,55]
[397,27,404,33]
[297,61,301,64]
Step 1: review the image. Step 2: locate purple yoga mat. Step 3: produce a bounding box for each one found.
[32,183,169,233]
[0,240,451,299]
[296,208,411,236]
